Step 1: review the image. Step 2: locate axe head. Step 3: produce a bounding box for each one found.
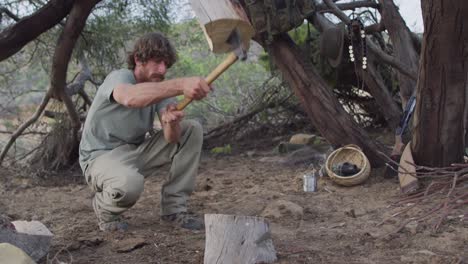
[226,28,248,60]
[189,0,255,55]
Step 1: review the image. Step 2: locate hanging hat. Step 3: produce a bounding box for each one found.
[320,23,346,68]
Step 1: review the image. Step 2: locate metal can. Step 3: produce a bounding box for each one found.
[303,172,317,192]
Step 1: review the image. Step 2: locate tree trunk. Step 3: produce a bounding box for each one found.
[269,33,385,166]
[411,0,468,166]
[465,91,468,150]
[378,0,420,107]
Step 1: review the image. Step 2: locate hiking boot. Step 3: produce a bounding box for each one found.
[161,212,205,231]
[92,196,128,232]
[98,220,129,232]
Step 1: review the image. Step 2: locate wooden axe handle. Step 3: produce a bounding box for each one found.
[176,52,239,110]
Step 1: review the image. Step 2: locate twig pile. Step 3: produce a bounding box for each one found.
[380,155,468,235]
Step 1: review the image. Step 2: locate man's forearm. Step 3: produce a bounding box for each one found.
[162,122,182,143]
[114,79,184,108]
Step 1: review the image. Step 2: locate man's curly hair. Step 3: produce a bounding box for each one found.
[127,32,177,70]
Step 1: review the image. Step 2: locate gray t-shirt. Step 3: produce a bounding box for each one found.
[79,69,174,172]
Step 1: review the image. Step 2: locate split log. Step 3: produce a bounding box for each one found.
[204,214,277,264]
[0,220,53,262]
[189,0,254,54]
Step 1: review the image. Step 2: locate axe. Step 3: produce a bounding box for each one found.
[176,0,255,110]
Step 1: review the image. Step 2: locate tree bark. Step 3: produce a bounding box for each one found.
[377,0,420,107]
[269,33,385,166]
[0,0,75,62]
[465,89,468,149]
[411,0,468,167]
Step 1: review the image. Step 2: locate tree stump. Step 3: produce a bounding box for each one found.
[204,214,277,264]
[189,0,254,54]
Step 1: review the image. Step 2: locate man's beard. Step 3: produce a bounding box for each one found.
[149,73,165,82]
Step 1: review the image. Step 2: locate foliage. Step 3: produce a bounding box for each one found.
[81,0,173,79]
[167,19,281,129]
[210,144,231,155]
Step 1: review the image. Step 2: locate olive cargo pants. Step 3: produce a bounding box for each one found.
[84,120,203,219]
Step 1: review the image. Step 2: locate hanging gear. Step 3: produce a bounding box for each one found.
[319,23,346,68]
[347,17,367,70]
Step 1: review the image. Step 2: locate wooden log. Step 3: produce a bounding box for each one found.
[0,220,53,262]
[189,0,254,54]
[204,214,277,264]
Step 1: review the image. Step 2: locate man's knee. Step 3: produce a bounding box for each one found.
[108,172,144,207]
[181,119,203,144]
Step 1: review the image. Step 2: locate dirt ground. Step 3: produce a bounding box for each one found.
[1,139,467,264]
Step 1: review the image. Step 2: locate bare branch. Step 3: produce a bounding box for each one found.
[0,130,47,135]
[43,110,86,121]
[0,0,74,62]
[0,7,20,21]
[322,0,352,24]
[78,89,92,107]
[65,55,92,96]
[364,22,385,33]
[317,0,380,13]
[321,0,418,81]
[0,93,51,165]
[366,39,417,80]
[376,0,420,106]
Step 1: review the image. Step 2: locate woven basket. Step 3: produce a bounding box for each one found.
[325,145,371,186]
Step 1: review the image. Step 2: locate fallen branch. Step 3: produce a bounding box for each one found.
[378,154,468,235]
[0,130,47,135]
[204,101,279,140]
